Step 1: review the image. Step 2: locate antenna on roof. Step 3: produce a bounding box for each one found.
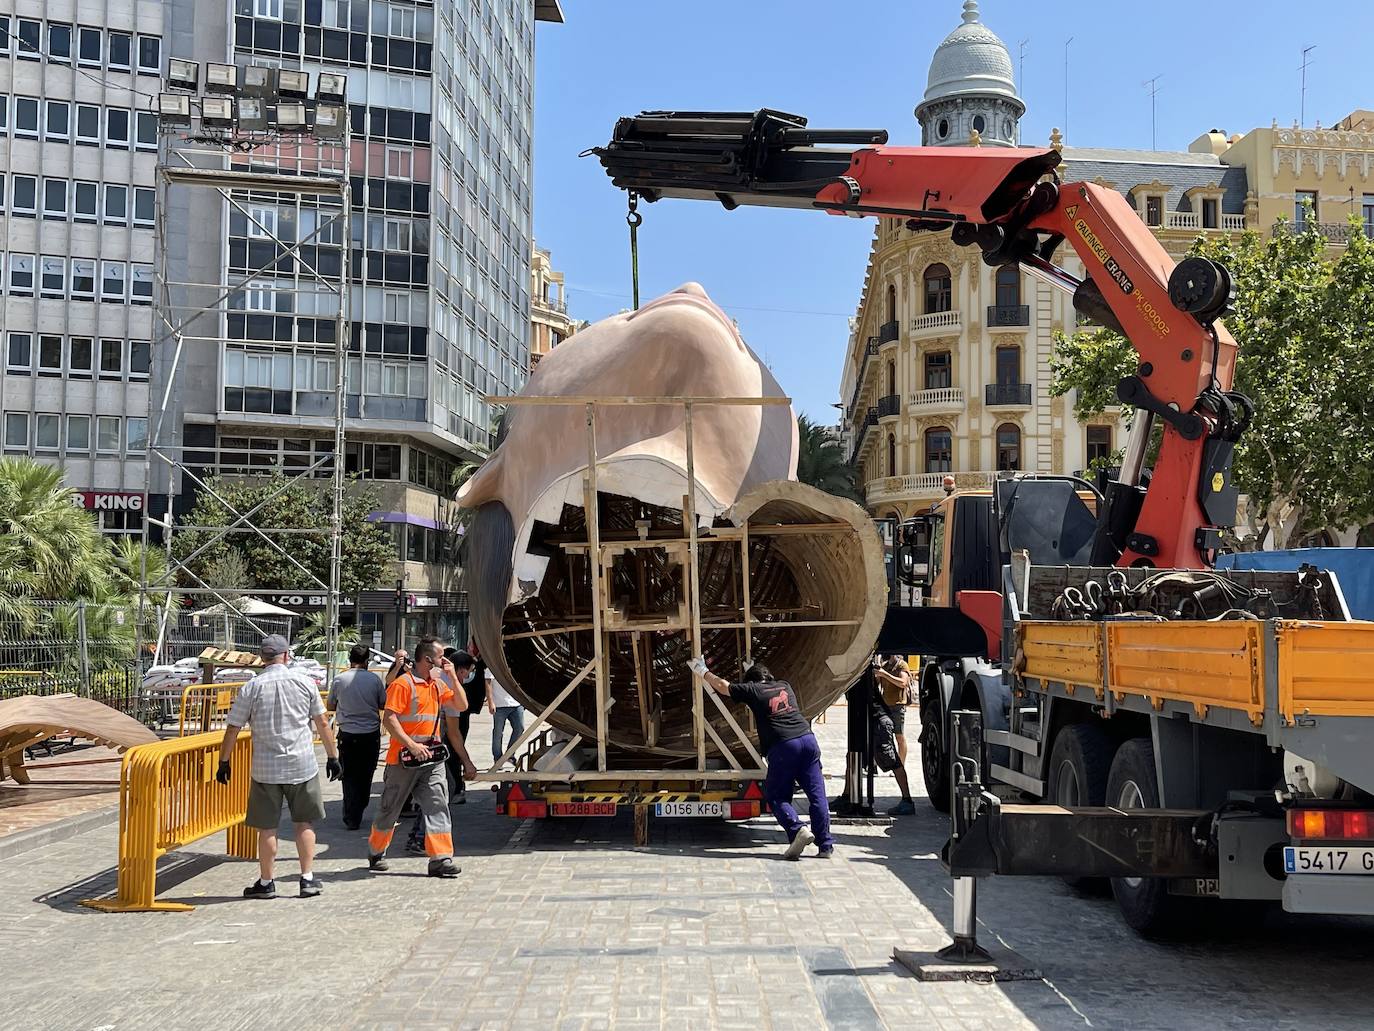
[1143,75,1163,150]
[1300,45,1316,127]
[1018,39,1029,92]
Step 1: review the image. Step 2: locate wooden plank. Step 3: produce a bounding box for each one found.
[700,619,864,630]
[487,395,791,407]
[684,401,705,772]
[584,403,609,771]
[705,686,766,768]
[470,769,768,783]
[703,719,744,771]
[490,658,595,770]
[503,623,597,641]
[740,531,753,667]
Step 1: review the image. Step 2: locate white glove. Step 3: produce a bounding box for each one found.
[742,658,754,672]
[687,656,708,677]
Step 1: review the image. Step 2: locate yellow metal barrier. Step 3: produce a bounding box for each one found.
[177,682,246,736]
[81,730,256,913]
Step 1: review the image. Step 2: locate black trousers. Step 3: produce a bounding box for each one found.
[445,711,473,793]
[338,729,381,826]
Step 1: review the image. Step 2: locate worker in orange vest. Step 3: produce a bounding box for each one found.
[367,637,477,877]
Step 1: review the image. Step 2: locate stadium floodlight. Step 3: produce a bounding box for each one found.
[278,69,309,100]
[316,72,347,103]
[275,102,308,133]
[205,62,238,95]
[201,96,234,129]
[242,66,277,98]
[158,92,192,127]
[236,97,268,132]
[312,103,347,140]
[167,59,199,92]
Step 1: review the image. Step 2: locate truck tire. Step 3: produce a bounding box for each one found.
[1106,738,1193,937]
[919,704,951,813]
[1046,722,1116,890]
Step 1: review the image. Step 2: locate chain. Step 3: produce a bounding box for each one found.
[626,190,643,310]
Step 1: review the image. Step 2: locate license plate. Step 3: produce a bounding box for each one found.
[655,801,724,818]
[550,802,616,817]
[1283,846,1374,875]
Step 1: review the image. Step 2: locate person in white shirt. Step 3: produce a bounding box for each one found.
[486,668,524,766]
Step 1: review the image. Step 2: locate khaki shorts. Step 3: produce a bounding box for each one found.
[246,774,325,828]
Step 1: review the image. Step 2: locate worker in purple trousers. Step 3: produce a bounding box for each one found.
[691,657,834,859]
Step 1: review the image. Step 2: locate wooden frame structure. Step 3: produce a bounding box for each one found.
[471,394,867,784]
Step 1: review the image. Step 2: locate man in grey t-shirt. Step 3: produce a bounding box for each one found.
[217,634,341,900]
[328,643,387,829]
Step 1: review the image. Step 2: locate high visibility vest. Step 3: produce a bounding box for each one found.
[384,672,451,763]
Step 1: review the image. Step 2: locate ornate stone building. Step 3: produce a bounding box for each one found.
[528,243,582,370]
[838,3,1374,528]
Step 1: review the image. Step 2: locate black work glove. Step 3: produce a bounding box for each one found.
[326,757,343,782]
[215,760,231,785]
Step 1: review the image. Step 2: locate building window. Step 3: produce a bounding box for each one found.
[101,261,126,302]
[1201,197,1218,230]
[129,340,151,377]
[16,19,39,59]
[96,416,121,453]
[49,23,72,62]
[42,179,69,219]
[384,217,411,251]
[1145,195,1163,226]
[15,97,38,137]
[133,187,155,227]
[136,35,160,74]
[247,206,277,238]
[1086,424,1113,466]
[385,146,413,180]
[7,332,32,371]
[996,345,1021,385]
[126,417,148,453]
[886,283,897,324]
[71,259,96,299]
[39,336,63,374]
[108,31,132,70]
[131,266,153,306]
[925,427,952,473]
[67,415,91,452]
[886,359,896,397]
[0,16,10,57]
[923,263,952,313]
[100,339,123,375]
[45,100,70,140]
[1363,194,1374,237]
[383,291,408,322]
[1295,190,1318,228]
[106,108,130,148]
[76,104,100,144]
[78,26,102,66]
[11,175,36,215]
[4,413,29,452]
[996,423,1021,472]
[256,0,284,17]
[887,433,897,477]
[937,117,949,140]
[70,337,93,376]
[40,256,66,298]
[135,111,157,151]
[995,265,1020,307]
[0,96,7,135]
[35,415,60,452]
[925,350,952,390]
[8,254,34,294]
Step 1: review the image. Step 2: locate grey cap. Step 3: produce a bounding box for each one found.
[259,634,290,658]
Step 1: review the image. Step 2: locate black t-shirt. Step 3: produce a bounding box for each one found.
[729,679,810,754]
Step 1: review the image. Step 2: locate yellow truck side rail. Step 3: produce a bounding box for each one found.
[1278,621,1374,721]
[81,730,255,912]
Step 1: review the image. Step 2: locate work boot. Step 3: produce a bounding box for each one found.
[428,857,461,878]
[299,874,322,898]
[367,853,389,872]
[816,846,834,859]
[451,790,467,806]
[243,878,276,899]
[887,799,916,816]
[784,826,815,860]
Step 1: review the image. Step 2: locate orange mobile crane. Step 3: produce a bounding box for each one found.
[594,110,1374,939]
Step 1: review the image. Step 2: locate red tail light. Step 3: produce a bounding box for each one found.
[1288,808,1373,840]
[728,801,761,820]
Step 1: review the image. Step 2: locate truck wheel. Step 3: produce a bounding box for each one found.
[919,704,951,813]
[1046,722,1115,890]
[1107,738,1192,937]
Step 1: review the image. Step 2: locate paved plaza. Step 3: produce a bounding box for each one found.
[2,709,1372,1030]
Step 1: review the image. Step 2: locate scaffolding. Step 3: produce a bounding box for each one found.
[139,120,352,689]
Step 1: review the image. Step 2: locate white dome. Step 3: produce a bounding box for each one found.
[923,1,1020,105]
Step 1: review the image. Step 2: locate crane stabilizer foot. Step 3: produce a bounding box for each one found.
[893,945,1041,984]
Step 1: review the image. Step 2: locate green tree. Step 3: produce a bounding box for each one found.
[0,457,116,601]
[796,414,862,503]
[1049,218,1374,547]
[173,476,392,597]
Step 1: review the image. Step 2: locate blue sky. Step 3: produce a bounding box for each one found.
[530,1,1374,422]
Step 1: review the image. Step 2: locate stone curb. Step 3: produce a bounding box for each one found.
[0,804,119,862]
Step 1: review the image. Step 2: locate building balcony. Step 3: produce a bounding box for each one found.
[878,319,900,345]
[908,386,965,412]
[911,310,961,337]
[985,382,1032,408]
[1286,220,1370,245]
[848,407,878,467]
[846,336,882,416]
[1160,211,1247,232]
[876,394,901,420]
[986,304,1030,329]
[866,470,997,505]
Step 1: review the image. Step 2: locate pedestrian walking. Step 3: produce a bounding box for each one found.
[486,664,524,766]
[217,634,341,899]
[444,648,482,804]
[367,638,477,877]
[691,657,834,859]
[874,655,917,815]
[327,643,387,830]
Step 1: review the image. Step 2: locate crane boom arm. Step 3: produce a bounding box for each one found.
[593,109,1250,569]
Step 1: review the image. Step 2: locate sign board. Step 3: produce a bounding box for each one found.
[76,491,145,511]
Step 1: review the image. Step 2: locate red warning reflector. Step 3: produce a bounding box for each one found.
[742,780,763,800]
[506,782,526,802]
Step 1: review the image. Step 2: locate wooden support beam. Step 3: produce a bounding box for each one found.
[546,733,585,769]
[703,718,744,771]
[487,395,792,407]
[488,658,595,770]
[503,623,597,641]
[705,687,766,769]
[470,768,768,783]
[699,619,865,630]
[584,403,609,771]
[684,401,705,772]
